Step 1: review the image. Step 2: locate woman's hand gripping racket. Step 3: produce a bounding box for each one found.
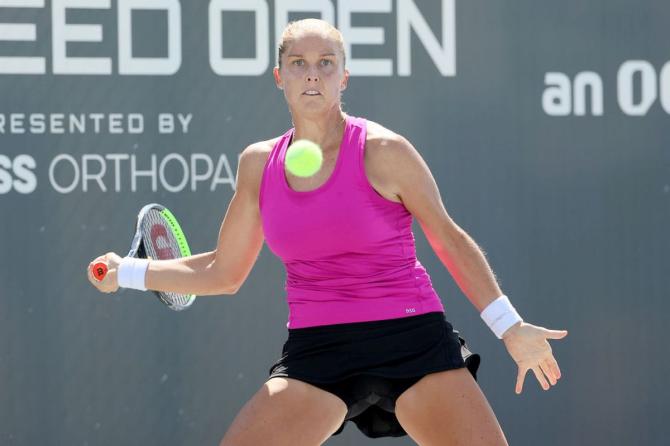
[88,203,196,311]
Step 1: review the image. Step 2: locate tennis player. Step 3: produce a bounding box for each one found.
[88,18,568,445]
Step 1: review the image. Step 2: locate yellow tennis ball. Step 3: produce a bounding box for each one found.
[285,139,323,177]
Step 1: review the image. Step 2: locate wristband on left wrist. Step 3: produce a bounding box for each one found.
[480,295,523,339]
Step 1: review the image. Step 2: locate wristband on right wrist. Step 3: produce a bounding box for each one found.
[117,257,149,291]
[480,295,523,339]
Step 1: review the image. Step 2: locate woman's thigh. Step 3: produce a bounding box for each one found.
[394,367,509,446]
[220,377,348,446]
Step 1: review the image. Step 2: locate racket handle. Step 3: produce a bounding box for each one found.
[91,262,108,281]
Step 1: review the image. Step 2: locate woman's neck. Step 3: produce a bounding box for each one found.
[291,108,347,150]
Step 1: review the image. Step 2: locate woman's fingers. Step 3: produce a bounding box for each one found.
[544,328,569,339]
[532,366,550,390]
[517,362,562,394]
[86,264,96,285]
[539,362,557,385]
[537,330,566,387]
[515,368,526,394]
[544,358,562,381]
[87,254,117,293]
[87,258,103,285]
[516,364,557,394]
[552,359,562,379]
[507,323,567,394]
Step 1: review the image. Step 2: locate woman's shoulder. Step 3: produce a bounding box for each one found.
[236,137,282,191]
[364,118,398,140]
[239,137,281,169]
[363,118,415,162]
[241,137,280,160]
[359,118,424,203]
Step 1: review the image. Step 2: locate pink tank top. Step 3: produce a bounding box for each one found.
[259,115,445,328]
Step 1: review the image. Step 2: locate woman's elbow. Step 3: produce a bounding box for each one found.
[217,281,241,295]
[208,248,260,296]
[212,271,245,295]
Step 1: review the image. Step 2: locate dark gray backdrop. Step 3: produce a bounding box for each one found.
[1,1,667,445]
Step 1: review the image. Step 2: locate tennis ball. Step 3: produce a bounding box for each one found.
[285,139,323,177]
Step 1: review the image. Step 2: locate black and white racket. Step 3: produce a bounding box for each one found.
[91,203,196,311]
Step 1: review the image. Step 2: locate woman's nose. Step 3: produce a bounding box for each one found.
[306,66,319,82]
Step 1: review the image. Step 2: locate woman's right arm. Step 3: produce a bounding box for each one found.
[88,141,271,296]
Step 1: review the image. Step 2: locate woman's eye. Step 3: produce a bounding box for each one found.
[292,59,304,66]
[320,59,332,66]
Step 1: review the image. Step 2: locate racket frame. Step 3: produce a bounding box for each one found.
[128,203,196,311]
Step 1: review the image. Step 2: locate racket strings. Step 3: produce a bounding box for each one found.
[141,209,194,309]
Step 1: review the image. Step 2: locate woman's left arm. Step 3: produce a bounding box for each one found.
[371,133,568,394]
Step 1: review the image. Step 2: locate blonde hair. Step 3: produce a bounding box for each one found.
[277,19,346,68]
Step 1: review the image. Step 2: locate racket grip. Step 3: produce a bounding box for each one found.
[91,262,108,281]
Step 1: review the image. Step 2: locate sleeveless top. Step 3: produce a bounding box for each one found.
[259,115,445,328]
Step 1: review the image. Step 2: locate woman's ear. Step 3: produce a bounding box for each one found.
[273,66,283,90]
[340,69,350,91]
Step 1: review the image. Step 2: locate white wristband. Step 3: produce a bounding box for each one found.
[480,295,523,339]
[117,257,150,291]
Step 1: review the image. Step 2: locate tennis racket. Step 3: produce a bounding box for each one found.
[91,203,196,311]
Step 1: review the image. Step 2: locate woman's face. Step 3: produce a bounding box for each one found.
[274,32,349,115]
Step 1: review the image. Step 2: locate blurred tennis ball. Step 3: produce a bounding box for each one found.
[285,139,323,177]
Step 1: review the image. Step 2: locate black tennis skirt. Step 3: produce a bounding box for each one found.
[267,311,480,438]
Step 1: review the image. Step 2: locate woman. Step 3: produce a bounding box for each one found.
[88,19,567,445]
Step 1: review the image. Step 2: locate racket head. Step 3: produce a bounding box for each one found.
[129,203,196,311]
